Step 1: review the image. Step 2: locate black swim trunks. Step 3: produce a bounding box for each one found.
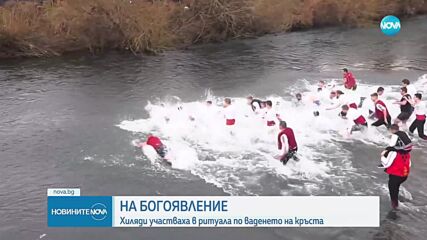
[156,146,167,158]
[280,149,298,165]
[397,112,412,121]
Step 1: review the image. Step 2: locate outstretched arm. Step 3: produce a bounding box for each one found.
[394,99,407,105]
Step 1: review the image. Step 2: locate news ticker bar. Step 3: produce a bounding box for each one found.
[47,189,380,228]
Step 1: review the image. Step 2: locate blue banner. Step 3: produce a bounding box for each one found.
[48,196,112,227]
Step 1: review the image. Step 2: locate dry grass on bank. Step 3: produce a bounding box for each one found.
[1,0,426,58]
[0,0,176,57]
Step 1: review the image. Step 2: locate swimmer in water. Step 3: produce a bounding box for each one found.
[340,105,368,135]
[293,93,303,107]
[177,105,196,122]
[247,96,264,113]
[327,90,355,111]
[318,80,326,91]
[312,82,329,116]
[326,90,338,107]
[318,80,335,91]
[276,121,298,165]
[223,98,236,126]
[134,135,168,159]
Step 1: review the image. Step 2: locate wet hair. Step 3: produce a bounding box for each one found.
[336,90,344,95]
[224,98,231,104]
[296,93,302,99]
[266,100,273,107]
[415,93,422,100]
[279,121,287,128]
[342,105,349,110]
[206,100,212,105]
[400,87,407,93]
[390,124,399,131]
[377,87,384,93]
[247,96,253,100]
[371,93,378,97]
[319,80,325,84]
[402,79,410,85]
[343,68,348,73]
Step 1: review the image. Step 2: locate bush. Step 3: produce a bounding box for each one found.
[0,0,426,58]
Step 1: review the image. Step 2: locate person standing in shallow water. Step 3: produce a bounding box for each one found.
[379,124,412,209]
[393,87,414,126]
[371,92,391,128]
[408,93,427,140]
[276,121,298,165]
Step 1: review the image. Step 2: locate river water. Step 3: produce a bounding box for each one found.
[1,16,427,240]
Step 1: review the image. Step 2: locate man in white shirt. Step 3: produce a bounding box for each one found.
[408,93,427,140]
[223,98,236,126]
[340,105,368,134]
[369,87,385,119]
[325,91,339,110]
[327,90,358,112]
[264,100,281,127]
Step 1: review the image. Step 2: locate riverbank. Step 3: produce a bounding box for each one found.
[1,0,427,59]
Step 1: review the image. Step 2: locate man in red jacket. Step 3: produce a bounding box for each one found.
[379,124,412,209]
[343,68,357,90]
[134,135,167,158]
[276,121,298,165]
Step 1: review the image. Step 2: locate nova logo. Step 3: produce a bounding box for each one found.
[380,15,401,36]
[91,203,108,221]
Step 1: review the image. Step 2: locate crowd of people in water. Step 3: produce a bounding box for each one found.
[136,68,426,209]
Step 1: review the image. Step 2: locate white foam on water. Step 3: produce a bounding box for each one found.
[116,75,427,195]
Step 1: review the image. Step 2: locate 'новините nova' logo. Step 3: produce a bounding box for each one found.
[48,196,113,227]
[380,15,401,36]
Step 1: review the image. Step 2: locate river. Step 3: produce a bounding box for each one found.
[1,15,426,240]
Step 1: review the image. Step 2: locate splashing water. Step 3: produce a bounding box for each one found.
[117,74,427,195]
